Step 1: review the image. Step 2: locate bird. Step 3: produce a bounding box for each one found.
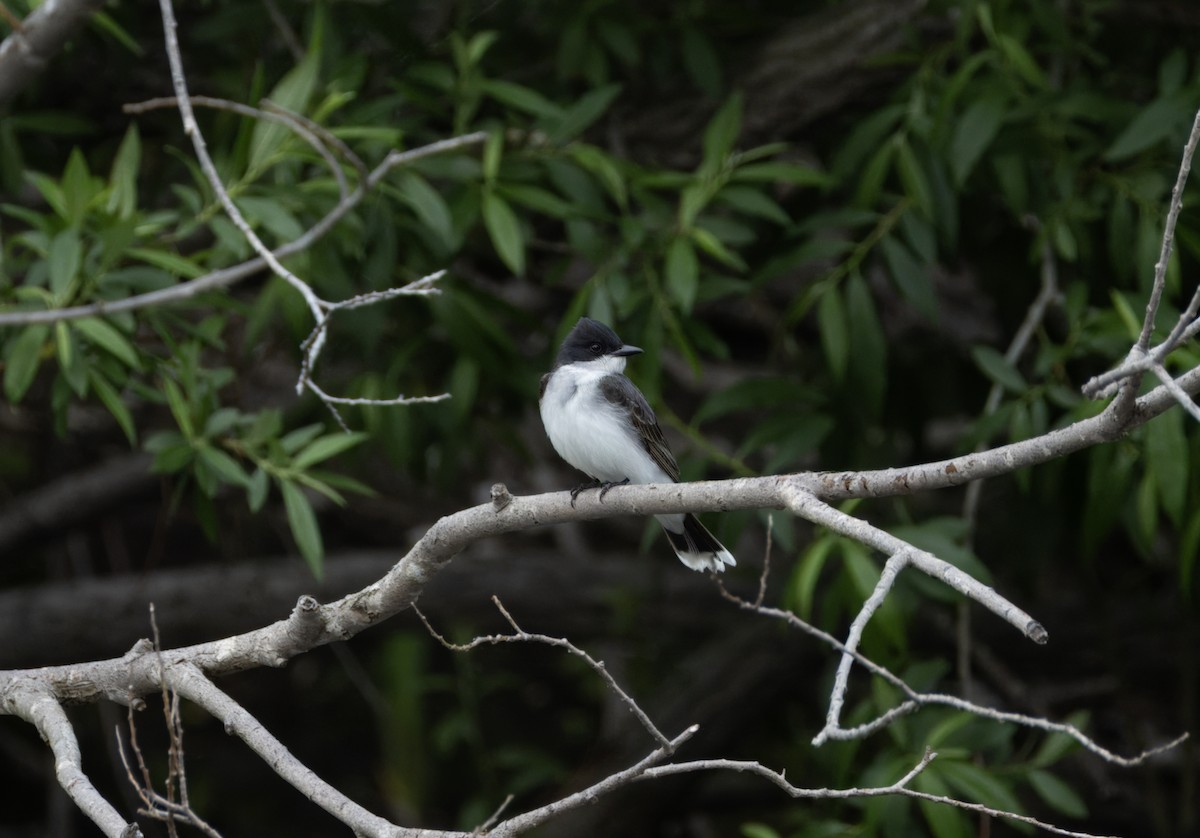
[539,316,736,573]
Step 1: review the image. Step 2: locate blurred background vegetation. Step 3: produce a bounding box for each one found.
[1,0,1198,835]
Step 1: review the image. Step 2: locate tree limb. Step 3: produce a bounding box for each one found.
[0,0,105,107]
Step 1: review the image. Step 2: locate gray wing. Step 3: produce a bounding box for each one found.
[598,374,681,482]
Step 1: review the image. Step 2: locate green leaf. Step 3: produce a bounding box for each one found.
[1027,769,1087,819]
[568,144,627,209]
[48,228,82,299]
[731,161,831,188]
[1146,408,1188,526]
[398,171,455,249]
[61,148,95,225]
[738,825,781,838]
[127,246,205,278]
[817,286,849,381]
[480,79,564,119]
[293,472,347,506]
[689,226,747,271]
[971,345,1026,393]
[842,541,904,650]
[1105,97,1188,162]
[950,96,1006,185]
[106,124,141,219]
[55,322,87,396]
[715,185,790,225]
[281,423,323,454]
[914,769,972,838]
[4,324,49,403]
[280,479,324,579]
[199,445,251,488]
[497,183,576,219]
[92,11,144,56]
[791,536,835,619]
[482,190,525,275]
[25,171,67,218]
[996,34,1047,89]
[161,376,194,439]
[151,441,194,474]
[204,407,242,438]
[247,467,270,513]
[664,237,699,312]
[992,153,1028,214]
[249,48,321,170]
[701,93,743,175]
[880,235,938,321]
[1032,712,1088,767]
[482,128,503,183]
[942,760,1021,812]
[464,30,499,67]
[895,139,933,217]
[547,84,622,142]
[855,140,895,207]
[846,271,887,418]
[75,317,139,368]
[293,432,368,470]
[236,196,303,241]
[90,372,136,444]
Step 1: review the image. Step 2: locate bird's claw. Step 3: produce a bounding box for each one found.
[598,477,630,501]
[569,477,629,505]
[570,480,600,508]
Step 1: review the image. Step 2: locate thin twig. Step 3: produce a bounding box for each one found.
[639,751,1115,838]
[717,574,1188,766]
[1136,105,1200,354]
[124,95,349,198]
[0,130,488,328]
[1082,105,1200,401]
[472,794,514,836]
[417,597,673,750]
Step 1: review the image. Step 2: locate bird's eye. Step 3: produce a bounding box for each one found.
[590,343,602,354]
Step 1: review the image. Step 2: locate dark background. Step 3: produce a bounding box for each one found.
[1,1,1198,836]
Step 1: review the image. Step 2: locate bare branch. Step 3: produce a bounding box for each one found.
[166,661,455,838]
[640,750,1116,838]
[815,550,912,745]
[1082,104,1200,401]
[1135,105,1200,354]
[418,597,673,750]
[124,95,352,199]
[782,487,1046,644]
[1,679,142,838]
[3,366,1197,702]
[716,565,1187,766]
[1149,361,1200,422]
[488,726,699,837]
[964,231,1061,529]
[0,0,105,107]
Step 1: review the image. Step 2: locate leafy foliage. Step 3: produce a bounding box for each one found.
[0,0,1196,835]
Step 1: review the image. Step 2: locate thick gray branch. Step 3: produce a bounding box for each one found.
[0,0,105,106]
[1,369,1195,705]
[1,679,142,837]
[167,661,454,838]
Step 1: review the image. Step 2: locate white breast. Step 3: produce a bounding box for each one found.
[540,364,673,486]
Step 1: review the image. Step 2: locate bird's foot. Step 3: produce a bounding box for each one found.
[569,479,601,508]
[598,477,630,501]
[569,477,630,506]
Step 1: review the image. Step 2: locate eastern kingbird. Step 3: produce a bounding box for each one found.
[539,317,736,573]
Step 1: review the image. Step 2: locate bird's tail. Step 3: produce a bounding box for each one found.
[662,513,736,573]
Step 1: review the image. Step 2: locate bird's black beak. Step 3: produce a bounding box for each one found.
[613,344,643,357]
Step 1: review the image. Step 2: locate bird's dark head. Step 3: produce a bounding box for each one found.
[554,317,643,369]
